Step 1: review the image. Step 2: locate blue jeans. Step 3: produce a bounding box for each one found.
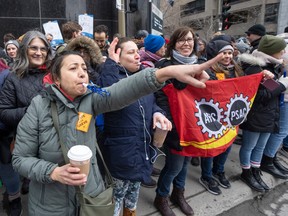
[239,130,270,168]
[264,103,288,157]
[156,146,190,197]
[0,162,20,195]
[201,146,232,180]
[283,135,288,148]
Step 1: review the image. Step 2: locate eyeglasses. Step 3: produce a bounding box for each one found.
[28,45,49,53]
[177,38,194,45]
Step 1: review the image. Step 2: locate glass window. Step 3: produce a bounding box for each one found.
[264,3,279,23]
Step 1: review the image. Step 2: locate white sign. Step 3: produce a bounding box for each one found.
[42,20,64,47]
[116,0,121,10]
[78,14,94,38]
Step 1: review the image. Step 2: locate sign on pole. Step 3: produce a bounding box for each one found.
[116,0,121,10]
[42,20,64,47]
[78,14,94,38]
[151,3,163,35]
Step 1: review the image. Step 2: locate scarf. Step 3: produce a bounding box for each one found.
[172,50,198,65]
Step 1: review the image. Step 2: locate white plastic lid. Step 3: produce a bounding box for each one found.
[156,122,167,130]
[67,145,92,161]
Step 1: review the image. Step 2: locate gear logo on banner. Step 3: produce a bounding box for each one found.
[195,94,250,138]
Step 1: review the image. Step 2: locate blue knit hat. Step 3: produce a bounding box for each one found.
[144,34,165,54]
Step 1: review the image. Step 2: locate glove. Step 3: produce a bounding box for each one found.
[278,76,288,89]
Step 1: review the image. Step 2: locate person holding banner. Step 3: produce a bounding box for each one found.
[198,39,244,195]
[153,26,200,216]
[238,35,288,192]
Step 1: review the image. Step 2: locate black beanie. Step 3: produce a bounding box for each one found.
[258,35,286,55]
[206,40,234,60]
[245,24,266,36]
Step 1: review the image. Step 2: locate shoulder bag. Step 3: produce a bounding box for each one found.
[51,101,115,216]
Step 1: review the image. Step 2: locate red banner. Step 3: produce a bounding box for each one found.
[163,73,263,157]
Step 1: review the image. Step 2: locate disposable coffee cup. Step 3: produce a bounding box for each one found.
[153,122,168,148]
[67,145,92,176]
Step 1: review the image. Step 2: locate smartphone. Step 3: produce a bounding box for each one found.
[261,79,280,91]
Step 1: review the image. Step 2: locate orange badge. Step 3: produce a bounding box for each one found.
[76,112,92,132]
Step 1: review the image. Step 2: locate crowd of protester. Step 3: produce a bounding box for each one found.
[0,21,288,216]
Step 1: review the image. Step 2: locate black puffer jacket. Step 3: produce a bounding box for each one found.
[238,52,285,133]
[0,68,47,129]
[249,38,261,54]
[155,57,204,151]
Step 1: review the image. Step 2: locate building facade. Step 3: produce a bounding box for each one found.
[160,0,287,40]
[0,0,118,46]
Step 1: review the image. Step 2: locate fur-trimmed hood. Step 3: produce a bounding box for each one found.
[65,36,103,66]
[238,50,283,67]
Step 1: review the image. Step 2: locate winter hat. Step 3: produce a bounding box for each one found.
[236,40,250,53]
[245,24,266,36]
[206,40,234,60]
[144,34,165,54]
[5,40,19,51]
[210,35,235,43]
[258,35,286,55]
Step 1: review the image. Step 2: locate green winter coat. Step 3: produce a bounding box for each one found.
[12,68,163,216]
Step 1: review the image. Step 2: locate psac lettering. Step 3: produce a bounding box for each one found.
[230,108,247,121]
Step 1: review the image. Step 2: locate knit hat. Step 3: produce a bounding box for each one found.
[245,24,266,36]
[206,40,234,60]
[236,41,250,53]
[258,35,286,55]
[5,40,19,51]
[144,34,165,54]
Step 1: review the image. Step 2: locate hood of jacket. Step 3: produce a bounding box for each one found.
[238,52,267,67]
[65,36,103,67]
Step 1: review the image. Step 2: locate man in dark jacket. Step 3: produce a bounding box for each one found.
[245,24,266,53]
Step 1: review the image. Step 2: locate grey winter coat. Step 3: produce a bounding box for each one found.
[12,68,163,216]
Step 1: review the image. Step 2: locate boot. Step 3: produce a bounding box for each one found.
[260,155,288,179]
[170,187,194,216]
[154,194,176,216]
[240,168,265,192]
[8,197,22,216]
[141,177,156,188]
[152,167,161,177]
[123,207,136,216]
[251,167,270,191]
[21,178,30,195]
[273,155,288,174]
[190,157,200,166]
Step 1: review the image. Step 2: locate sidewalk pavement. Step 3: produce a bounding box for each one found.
[137,144,288,216]
[1,143,287,216]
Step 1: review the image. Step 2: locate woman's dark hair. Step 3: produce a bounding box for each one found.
[197,38,207,58]
[166,26,197,58]
[115,37,134,56]
[49,51,85,82]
